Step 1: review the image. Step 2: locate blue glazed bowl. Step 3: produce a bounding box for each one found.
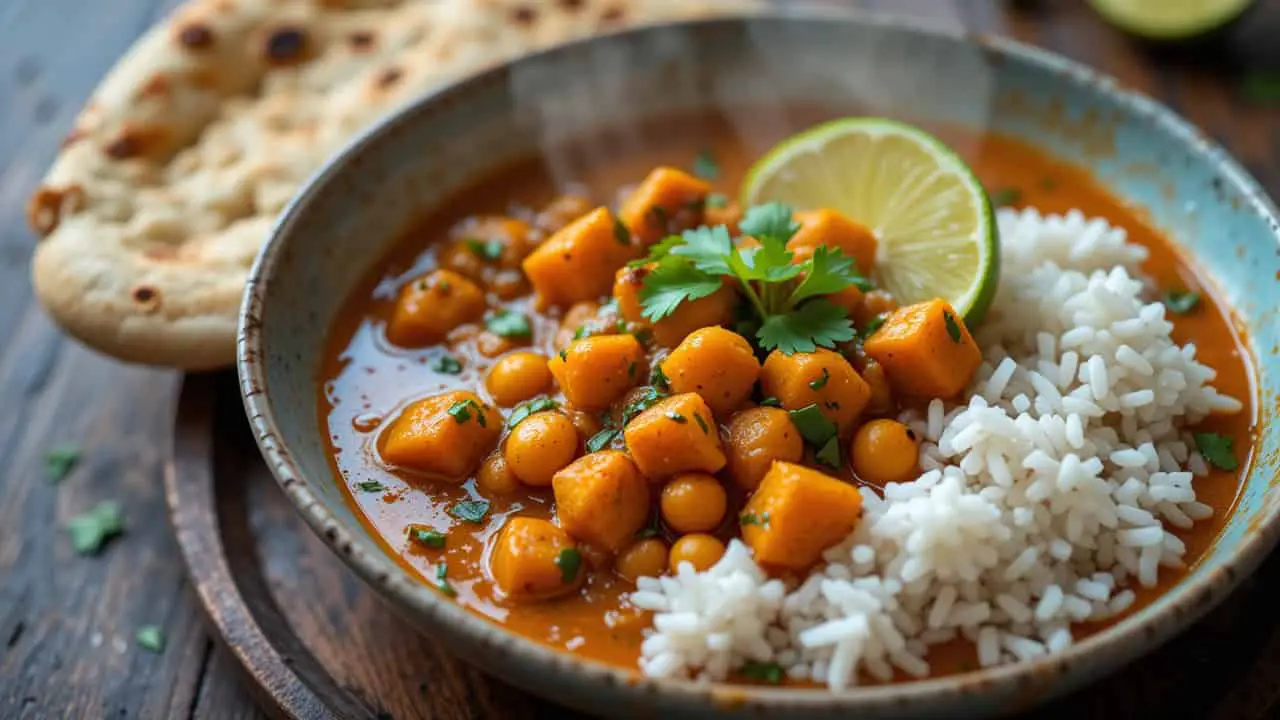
[239,8,1280,718]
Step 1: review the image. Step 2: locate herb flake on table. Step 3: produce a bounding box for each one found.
[1195,432,1239,471]
[66,501,125,556]
[45,443,81,483]
[485,310,532,339]
[449,500,490,523]
[1164,290,1200,315]
[706,192,729,209]
[636,202,864,354]
[135,625,166,653]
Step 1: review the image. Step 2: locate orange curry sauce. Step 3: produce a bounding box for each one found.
[319,113,1256,679]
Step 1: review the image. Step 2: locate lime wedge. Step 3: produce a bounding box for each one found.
[741,118,998,324]
[1087,0,1253,40]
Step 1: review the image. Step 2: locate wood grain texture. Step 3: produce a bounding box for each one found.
[1,1,1279,719]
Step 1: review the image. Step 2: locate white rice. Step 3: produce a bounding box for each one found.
[629,208,1243,689]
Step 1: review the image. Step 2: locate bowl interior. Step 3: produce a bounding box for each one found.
[241,12,1280,718]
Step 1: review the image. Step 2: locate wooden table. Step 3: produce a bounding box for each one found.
[1,1,1278,718]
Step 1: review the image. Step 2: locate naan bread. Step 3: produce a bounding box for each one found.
[28,0,751,369]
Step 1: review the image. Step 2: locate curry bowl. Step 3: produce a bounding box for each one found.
[239,9,1280,718]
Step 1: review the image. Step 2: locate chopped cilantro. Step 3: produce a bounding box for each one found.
[739,512,770,527]
[66,501,124,556]
[135,625,165,654]
[432,355,462,374]
[944,310,963,343]
[449,500,490,523]
[758,396,782,408]
[573,324,594,341]
[859,315,886,339]
[694,413,710,434]
[355,480,386,493]
[988,188,1022,208]
[740,660,784,684]
[45,443,81,483]
[692,148,720,180]
[809,368,830,390]
[1164,290,1201,315]
[587,428,620,452]
[613,216,632,246]
[632,328,654,345]
[650,365,671,393]
[485,310,532,339]
[507,397,559,429]
[464,238,504,261]
[555,547,582,583]
[788,404,838,447]
[559,348,569,362]
[636,522,660,539]
[738,202,801,242]
[705,192,729,209]
[409,527,447,548]
[448,399,487,427]
[435,563,457,597]
[638,257,725,321]
[621,386,666,425]
[628,361,638,379]
[815,436,842,468]
[1195,432,1239,471]
[665,411,687,424]
[757,299,856,354]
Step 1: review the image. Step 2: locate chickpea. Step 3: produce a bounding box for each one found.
[660,473,727,534]
[537,195,594,233]
[504,411,580,487]
[476,453,521,495]
[850,419,920,486]
[439,241,486,281]
[615,538,669,582]
[861,359,894,416]
[668,534,725,573]
[855,290,898,327]
[491,269,529,300]
[486,352,552,407]
[704,201,743,234]
[556,301,600,349]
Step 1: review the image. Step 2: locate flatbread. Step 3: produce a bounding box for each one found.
[28,0,752,370]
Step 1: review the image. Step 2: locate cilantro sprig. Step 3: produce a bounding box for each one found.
[635,202,866,354]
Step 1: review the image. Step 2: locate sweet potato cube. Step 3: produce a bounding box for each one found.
[490,517,583,601]
[787,209,878,276]
[612,265,736,347]
[619,167,711,246]
[552,451,650,551]
[759,349,870,436]
[522,207,637,309]
[379,391,501,480]
[386,269,486,347]
[825,285,864,318]
[548,334,645,410]
[623,393,725,479]
[740,461,863,570]
[661,327,761,418]
[862,298,982,399]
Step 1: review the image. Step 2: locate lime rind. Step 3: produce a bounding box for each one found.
[741,117,998,324]
[1087,0,1254,40]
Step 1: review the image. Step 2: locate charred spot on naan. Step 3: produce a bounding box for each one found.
[176,23,215,50]
[348,31,376,51]
[263,27,310,65]
[102,126,169,161]
[27,186,85,237]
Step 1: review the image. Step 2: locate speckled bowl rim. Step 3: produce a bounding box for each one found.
[239,7,1280,715]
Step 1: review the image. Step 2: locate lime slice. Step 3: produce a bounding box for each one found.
[741,118,998,324]
[1087,0,1253,40]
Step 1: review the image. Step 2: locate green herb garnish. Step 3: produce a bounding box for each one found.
[555,548,582,583]
[486,310,532,339]
[464,238,504,261]
[636,522,660,539]
[944,310,963,343]
[136,625,166,654]
[410,527,447,548]
[650,365,671,393]
[809,368,830,390]
[666,412,687,424]
[448,399,487,427]
[559,348,569,362]
[355,480,386,493]
[759,396,782,408]
[435,563,457,597]
[449,500,490,523]
[706,193,729,209]
[507,397,560,429]
[694,413,710,434]
[1195,432,1239,471]
[988,188,1022,208]
[621,386,666,425]
[432,355,463,374]
[66,501,124,556]
[740,660,784,684]
[45,443,81,483]
[1164,290,1201,315]
[693,148,720,180]
[788,404,838,447]
[628,361,638,379]
[815,436,842,468]
[613,216,632,246]
[636,203,863,354]
[739,512,770,527]
[859,315,886,339]
[587,428,620,452]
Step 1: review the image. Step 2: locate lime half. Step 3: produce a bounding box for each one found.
[1088,0,1254,40]
[742,118,998,323]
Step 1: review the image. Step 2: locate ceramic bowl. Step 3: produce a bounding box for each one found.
[239,8,1280,718]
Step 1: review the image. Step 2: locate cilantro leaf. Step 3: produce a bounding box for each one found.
[756,299,856,354]
[555,548,582,583]
[67,501,125,556]
[1164,290,1200,315]
[788,404,838,446]
[859,315,886,339]
[692,148,720,180]
[449,500,490,523]
[507,397,559,429]
[671,225,734,275]
[465,238,504,261]
[136,625,166,654]
[944,310,963,343]
[355,480,386,493]
[815,436,842,468]
[733,241,799,283]
[789,246,864,303]
[409,526,447,548]
[45,443,81,483]
[739,202,800,243]
[435,563,457,597]
[587,428,620,452]
[432,355,462,374]
[1195,432,1239,471]
[485,310,532,339]
[632,234,683,267]
[638,258,723,321]
[706,193,729,209]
